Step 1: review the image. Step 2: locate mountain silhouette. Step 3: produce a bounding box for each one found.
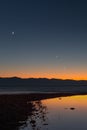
[0,77,87,93]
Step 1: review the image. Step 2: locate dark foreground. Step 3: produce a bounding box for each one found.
[0,92,87,130]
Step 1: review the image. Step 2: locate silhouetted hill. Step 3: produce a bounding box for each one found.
[0,77,87,93]
[0,77,87,86]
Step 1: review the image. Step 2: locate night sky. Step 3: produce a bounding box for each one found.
[0,0,87,79]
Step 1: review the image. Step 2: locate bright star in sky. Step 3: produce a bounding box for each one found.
[12,32,15,35]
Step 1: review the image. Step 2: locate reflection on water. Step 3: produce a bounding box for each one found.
[19,101,48,130]
[1,95,87,130]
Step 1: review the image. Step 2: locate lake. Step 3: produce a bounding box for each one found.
[0,94,87,130]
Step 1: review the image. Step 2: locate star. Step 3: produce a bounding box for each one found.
[12,32,15,35]
[56,56,58,58]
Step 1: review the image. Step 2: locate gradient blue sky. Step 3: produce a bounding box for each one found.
[0,0,87,79]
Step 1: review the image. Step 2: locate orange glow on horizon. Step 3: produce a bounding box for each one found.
[1,72,87,80]
[1,63,87,80]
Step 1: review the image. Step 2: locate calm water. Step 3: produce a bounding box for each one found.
[1,95,87,130]
[18,95,87,130]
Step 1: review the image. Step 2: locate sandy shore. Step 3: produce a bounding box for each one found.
[0,92,87,103]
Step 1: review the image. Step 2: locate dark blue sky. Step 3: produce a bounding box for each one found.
[0,0,87,79]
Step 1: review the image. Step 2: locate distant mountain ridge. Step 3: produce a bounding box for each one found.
[0,77,87,93]
[0,77,87,86]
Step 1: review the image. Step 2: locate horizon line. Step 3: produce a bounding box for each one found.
[0,76,87,81]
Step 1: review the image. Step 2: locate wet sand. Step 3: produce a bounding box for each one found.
[0,92,87,103]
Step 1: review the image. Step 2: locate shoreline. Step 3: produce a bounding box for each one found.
[0,92,87,103]
[0,91,87,130]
